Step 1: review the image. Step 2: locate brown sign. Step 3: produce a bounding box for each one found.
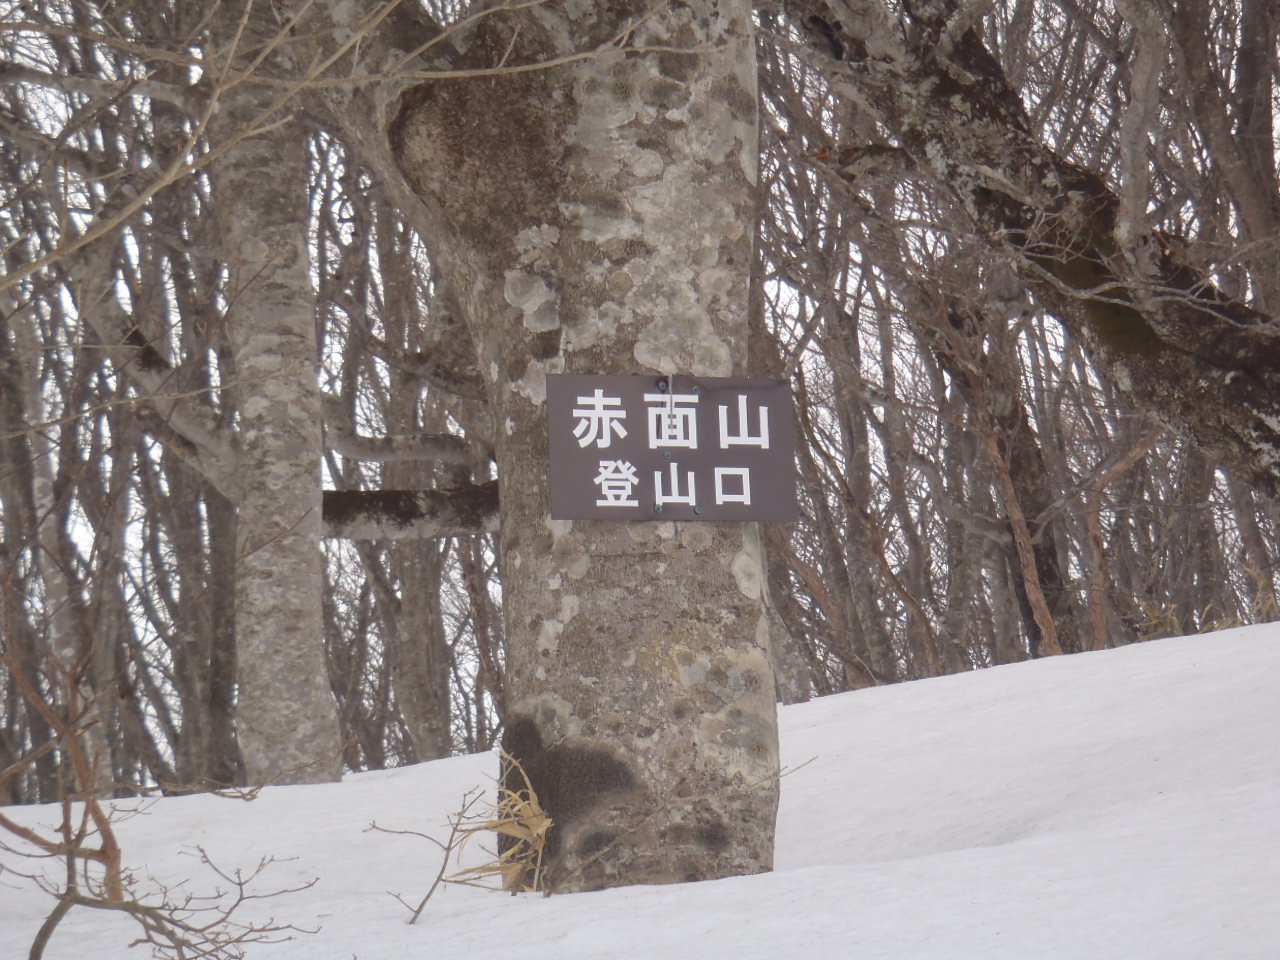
[546,374,798,521]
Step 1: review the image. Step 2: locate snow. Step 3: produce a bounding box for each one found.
[4,624,1279,959]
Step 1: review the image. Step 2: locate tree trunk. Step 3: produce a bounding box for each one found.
[390,1,778,891]
[210,7,341,785]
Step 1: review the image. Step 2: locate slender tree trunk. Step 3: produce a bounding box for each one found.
[211,8,341,785]
[391,1,778,891]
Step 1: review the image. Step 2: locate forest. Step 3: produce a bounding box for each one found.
[3,0,1279,894]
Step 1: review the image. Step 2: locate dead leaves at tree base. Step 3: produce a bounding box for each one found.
[449,750,552,894]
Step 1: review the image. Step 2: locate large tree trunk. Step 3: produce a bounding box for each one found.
[390,1,779,891]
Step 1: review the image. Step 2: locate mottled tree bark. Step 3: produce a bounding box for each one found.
[390,1,778,890]
[210,8,341,785]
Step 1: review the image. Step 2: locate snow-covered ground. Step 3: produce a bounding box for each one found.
[4,623,1278,959]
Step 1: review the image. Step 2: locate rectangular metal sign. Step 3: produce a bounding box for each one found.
[546,374,799,521]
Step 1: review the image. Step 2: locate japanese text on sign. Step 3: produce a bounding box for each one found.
[546,375,798,521]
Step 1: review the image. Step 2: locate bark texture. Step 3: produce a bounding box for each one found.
[321,484,499,540]
[210,7,341,785]
[391,0,778,891]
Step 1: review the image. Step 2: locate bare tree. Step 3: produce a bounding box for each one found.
[783,0,1280,499]
[4,0,1279,902]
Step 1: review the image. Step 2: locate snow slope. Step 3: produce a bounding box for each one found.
[3,624,1278,959]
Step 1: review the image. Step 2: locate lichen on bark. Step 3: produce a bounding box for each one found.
[391,0,779,891]
[210,3,342,786]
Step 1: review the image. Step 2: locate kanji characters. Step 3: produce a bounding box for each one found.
[713,467,752,505]
[572,389,628,448]
[654,461,697,507]
[719,394,770,448]
[643,392,699,449]
[593,460,640,506]
[547,375,796,520]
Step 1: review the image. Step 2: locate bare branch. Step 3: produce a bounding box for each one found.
[322,482,499,540]
[322,394,476,465]
[0,62,201,111]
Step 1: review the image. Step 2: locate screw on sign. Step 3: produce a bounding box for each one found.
[546,374,798,522]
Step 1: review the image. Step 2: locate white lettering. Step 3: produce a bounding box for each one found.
[714,467,752,505]
[654,461,697,507]
[719,394,769,448]
[643,392,699,449]
[593,459,640,506]
[572,389,628,448]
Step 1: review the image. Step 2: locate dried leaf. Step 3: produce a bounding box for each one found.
[443,749,552,893]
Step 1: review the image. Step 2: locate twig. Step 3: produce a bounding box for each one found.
[368,788,484,924]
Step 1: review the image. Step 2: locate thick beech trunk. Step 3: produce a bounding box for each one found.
[391,1,778,891]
